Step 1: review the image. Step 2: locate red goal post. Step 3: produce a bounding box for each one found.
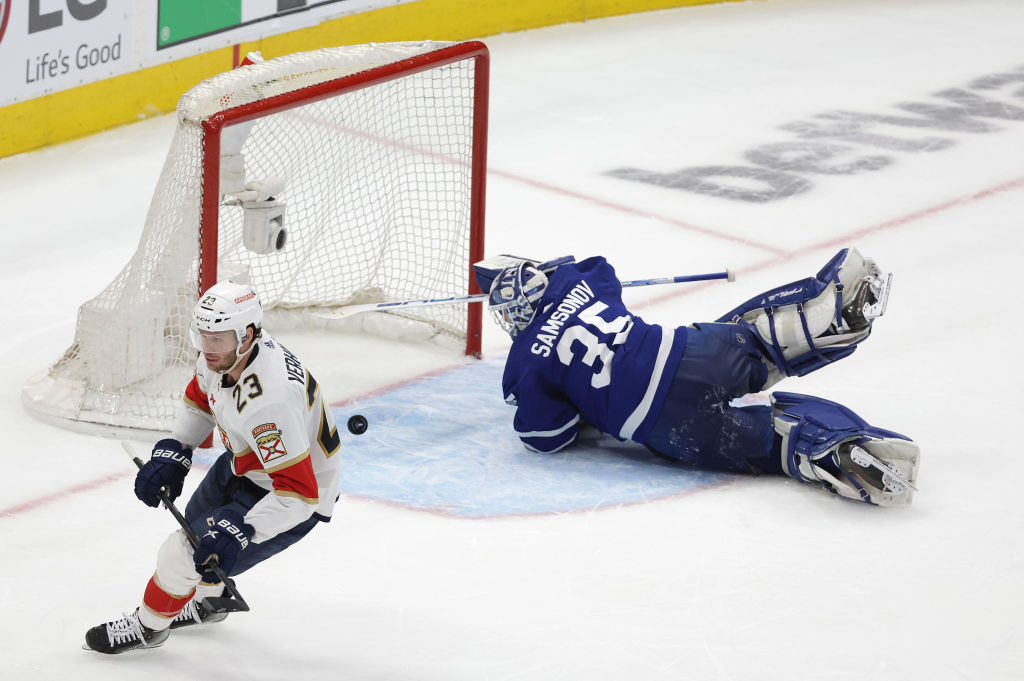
[23,41,489,436]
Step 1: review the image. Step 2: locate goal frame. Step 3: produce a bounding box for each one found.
[199,41,489,356]
[21,41,491,439]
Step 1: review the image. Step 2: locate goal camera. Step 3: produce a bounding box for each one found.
[242,199,287,254]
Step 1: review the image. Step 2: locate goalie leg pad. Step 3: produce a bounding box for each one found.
[715,248,891,383]
[771,391,920,507]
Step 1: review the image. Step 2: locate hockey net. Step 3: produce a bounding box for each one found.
[23,41,489,435]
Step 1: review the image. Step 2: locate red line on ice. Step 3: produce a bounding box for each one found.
[489,167,788,256]
[6,175,1020,520]
[633,175,1024,311]
[0,472,132,519]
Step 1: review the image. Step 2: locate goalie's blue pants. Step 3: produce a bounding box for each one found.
[184,451,327,577]
[644,322,782,475]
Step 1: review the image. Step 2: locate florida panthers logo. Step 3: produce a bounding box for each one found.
[252,422,287,463]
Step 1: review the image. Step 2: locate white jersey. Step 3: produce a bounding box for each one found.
[174,332,342,543]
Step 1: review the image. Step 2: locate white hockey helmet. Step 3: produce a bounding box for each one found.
[189,280,263,355]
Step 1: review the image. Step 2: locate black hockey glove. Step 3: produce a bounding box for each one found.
[194,508,255,582]
[134,438,193,507]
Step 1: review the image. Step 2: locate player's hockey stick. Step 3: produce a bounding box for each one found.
[312,269,735,321]
[123,441,250,614]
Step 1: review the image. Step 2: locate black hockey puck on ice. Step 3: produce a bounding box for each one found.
[347,414,368,435]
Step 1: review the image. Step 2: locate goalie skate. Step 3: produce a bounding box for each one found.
[812,439,920,507]
[842,269,892,332]
[846,443,915,494]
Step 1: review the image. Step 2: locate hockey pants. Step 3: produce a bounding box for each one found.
[644,322,782,475]
[183,451,325,576]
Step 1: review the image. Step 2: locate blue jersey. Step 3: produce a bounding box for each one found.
[501,257,687,453]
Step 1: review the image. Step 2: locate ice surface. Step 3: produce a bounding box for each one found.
[2,0,1023,678]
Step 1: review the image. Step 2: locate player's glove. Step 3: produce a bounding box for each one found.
[193,508,255,582]
[134,438,193,507]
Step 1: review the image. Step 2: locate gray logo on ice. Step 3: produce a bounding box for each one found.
[609,66,1024,202]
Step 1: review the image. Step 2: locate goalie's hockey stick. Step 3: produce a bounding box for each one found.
[123,441,250,614]
[312,269,735,321]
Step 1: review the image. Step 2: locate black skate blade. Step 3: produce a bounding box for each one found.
[201,595,250,613]
[200,573,249,613]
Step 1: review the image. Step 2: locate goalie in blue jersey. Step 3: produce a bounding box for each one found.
[475,250,920,507]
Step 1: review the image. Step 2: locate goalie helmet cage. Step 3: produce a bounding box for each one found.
[22,40,489,436]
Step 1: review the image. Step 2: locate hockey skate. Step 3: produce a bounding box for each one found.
[809,438,920,508]
[83,608,169,654]
[170,597,230,629]
[840,257,891,332]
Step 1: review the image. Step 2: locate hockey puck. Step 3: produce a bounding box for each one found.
[347,414,368,435]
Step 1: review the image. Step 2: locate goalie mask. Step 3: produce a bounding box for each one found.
[488,263,548,338]
[189,280,263,371]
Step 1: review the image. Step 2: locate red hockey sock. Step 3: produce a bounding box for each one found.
[143,574,196,620]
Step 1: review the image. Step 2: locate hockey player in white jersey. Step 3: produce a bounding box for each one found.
[477,249,919,508]
[84,281,342,654]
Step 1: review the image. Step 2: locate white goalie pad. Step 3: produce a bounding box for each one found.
[718,248,893,383]
[772,391,921,508]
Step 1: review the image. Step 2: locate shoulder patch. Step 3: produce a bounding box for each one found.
[253,422,288,463]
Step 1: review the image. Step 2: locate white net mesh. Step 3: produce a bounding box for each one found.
[23,41,485,434]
